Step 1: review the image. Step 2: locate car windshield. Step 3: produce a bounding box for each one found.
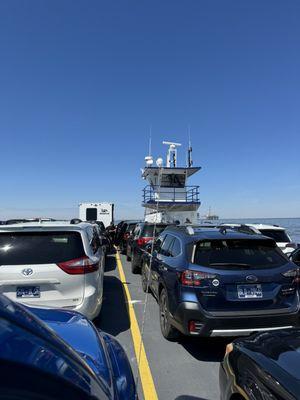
[142,225,167,237]
[0,231,85,265]
[258,229,290,243]
[193,239,287,269]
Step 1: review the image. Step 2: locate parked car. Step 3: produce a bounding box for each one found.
[141,225,300,340]
[119,221,139,254]
[126,222,169,273]
[220,328,300,400]
[290,247,300,266]
[0,294,137,400]
[0,220,105,320]
[88,220,112,254]
[221,223,297,255]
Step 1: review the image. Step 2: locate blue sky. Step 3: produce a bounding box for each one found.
[0,0,299,220]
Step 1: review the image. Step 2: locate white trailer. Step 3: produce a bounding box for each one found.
[79,202,114,227]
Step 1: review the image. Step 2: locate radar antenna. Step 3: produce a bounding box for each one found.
[162,141,181,167]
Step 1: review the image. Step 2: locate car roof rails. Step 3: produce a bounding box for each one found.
[70,218,82,224]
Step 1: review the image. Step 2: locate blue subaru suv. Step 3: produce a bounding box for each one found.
[141,226,300,340]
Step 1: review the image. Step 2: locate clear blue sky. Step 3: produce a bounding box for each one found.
[0,0,299,220]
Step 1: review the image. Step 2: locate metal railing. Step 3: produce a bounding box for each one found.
[143,185,200,204]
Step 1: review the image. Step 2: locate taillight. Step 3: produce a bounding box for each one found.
[137,237,153,247]
[282,268,300,284]
[57,256,98,275]
[181,270,216,287]
[282,268,300,278]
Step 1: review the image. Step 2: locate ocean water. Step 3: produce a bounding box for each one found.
[198,218,300,244]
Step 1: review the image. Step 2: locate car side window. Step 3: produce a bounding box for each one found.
[170,237,181,257]
[160,234,175,257]
[133,226,140,238]
[155,234,165,253]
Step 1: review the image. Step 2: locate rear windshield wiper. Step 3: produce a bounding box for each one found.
[209,263,253,268]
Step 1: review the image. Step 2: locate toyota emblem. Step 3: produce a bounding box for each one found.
[22,268,33,276]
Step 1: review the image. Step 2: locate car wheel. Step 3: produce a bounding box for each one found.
[131,254,140,274]
[141,262,150,293]
[159,288,179,341]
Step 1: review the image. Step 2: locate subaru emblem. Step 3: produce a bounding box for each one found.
[246,275,257,283]
[22,268,33,276]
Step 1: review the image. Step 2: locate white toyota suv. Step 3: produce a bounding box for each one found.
[221,223,297,255]
[0,220,105,320]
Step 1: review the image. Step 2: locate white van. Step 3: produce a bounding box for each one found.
[79,202,114,228]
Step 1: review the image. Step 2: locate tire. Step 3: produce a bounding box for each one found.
[141,262,150,293]
[159,288,179,341]
[131,254,140,274]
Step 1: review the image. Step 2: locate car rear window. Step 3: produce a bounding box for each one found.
[127,223,137,232]
[193,239,287,269]
[259,229,290,243]
[0,231,85,265]
[142,225,167,237]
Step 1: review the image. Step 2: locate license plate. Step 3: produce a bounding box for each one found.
[16,286,40,298]
[237,284,262,299]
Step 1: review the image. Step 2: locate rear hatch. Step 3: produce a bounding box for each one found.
[0,230,86,308]
[190,238,297,314]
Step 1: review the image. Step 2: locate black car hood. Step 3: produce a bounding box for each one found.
[235,329,300,396]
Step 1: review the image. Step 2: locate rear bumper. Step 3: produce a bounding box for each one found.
[172,301,300,336]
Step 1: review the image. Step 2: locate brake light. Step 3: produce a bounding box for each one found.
[181,270,216,287]
[57,256,98,275]
[137,237,153,247]
[282,268,300,278]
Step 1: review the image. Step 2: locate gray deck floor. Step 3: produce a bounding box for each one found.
[94,253,231,400]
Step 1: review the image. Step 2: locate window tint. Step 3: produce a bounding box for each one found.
[142,225,167,238]
[0,232,85,265]
[86,208,97,221]
[127,223,137,233]
[259,229,290,243]
[154,234,166,252]
[170,238,181,257]
[160,235,174,257]
[193,239,287,269]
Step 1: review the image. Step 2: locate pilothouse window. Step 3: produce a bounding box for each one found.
[160,174,185,188]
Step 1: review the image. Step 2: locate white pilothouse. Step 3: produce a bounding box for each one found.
[142,141,201,224]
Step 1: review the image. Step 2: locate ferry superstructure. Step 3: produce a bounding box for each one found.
[141,141,201,224]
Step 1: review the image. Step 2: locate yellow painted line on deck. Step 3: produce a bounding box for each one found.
[115,251,158,400]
